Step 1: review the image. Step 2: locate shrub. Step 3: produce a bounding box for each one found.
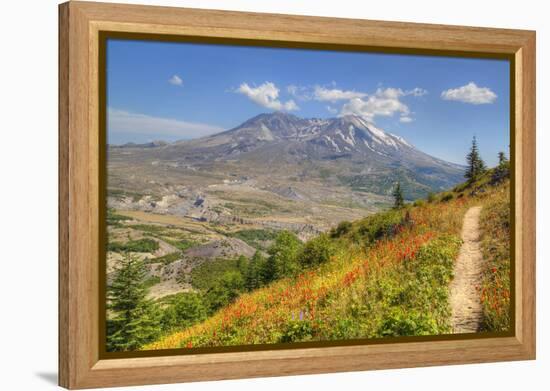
[297,233,334,268]
[413,199,426,207]
[426,192,436,203]
[355,209,403,245]
[440,192,454,202]
[378,310,439,337]
[161,292,208,332]
[280,319,314,343]
[204,271,245,312]
[330,220,352,238]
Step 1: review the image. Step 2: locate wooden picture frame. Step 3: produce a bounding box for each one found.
[59,1,536,389]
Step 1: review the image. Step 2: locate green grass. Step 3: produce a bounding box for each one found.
[190,257,247,291]
[107,189,146,202]
[108,238,160,253]
[339,208,405,247]
[165,239,197,252]
[132,224,168,235]
[478,182,511,331]
[146,252,182,265]
[143,276,161,289]
[229,229,279,250]
[106,209,132,226]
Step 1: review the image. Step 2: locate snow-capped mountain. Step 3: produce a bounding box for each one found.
[113,112,465,199]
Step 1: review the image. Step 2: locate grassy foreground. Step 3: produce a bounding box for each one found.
[144,172,510,350]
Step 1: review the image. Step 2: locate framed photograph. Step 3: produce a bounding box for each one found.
[59,1,536,389]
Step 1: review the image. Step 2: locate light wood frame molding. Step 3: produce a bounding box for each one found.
[59,1,536,389]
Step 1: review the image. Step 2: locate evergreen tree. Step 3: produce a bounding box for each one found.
[264,231,302,282]
[392,182,404,209]
[498,151,509,166]
[204,271,244,312]
[107,255,162,351]
[492,151,510,183]
[235,255,248,275]
[465,136,486,182]
[245,251,267,291]
[161,292,207,331]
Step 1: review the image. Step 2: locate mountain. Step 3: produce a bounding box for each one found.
[121,112,464,200]
[110,140,168,149]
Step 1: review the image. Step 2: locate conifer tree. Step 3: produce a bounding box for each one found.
[264,231,302,281]
[107,255,161,351]
[492,151,510,183]
[392,182,404,209]
[498,151,509,166]
[245,251,266,291]
[465,136,486,181]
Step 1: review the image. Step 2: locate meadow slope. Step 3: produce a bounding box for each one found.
[145,172,511,350]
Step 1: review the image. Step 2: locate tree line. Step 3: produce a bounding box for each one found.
[391,136,510,208]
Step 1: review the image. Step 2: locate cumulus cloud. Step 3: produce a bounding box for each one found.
[339,87,412,122]
[441,82,497,104]
[168,74,183,86]
[313,86,367,102]
[108,108,223,140]
[236,82,299,111]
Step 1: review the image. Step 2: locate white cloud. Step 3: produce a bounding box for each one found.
[236,82,299,111]
[313,86,367,102]
[108,108,223,140]
[399,116,414,123]
[168,74,183,86]
[326,105,338,115]
[287,84,312,101]
[441,82,497,104]
[407,87,428,97]
[340,87,411,122]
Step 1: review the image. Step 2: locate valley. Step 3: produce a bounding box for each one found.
[106,112,465,302]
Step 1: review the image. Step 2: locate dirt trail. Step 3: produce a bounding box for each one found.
[449,206,484,333]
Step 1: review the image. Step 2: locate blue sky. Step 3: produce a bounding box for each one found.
[107,39,510,166]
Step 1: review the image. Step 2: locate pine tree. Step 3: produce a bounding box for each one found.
[465,136,486,182]
[107,255,161,351]
[245,251,266,291]
[392,182,404,209]
[498,151,509,166]
[492,151,510,183]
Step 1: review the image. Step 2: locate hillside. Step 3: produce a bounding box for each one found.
[143,167,510,350]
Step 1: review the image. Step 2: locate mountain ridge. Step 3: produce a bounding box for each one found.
[108,112,465,202]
